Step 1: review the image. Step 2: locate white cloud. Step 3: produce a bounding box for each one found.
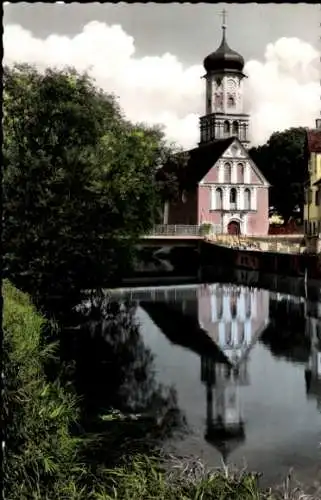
[3,21,320,148]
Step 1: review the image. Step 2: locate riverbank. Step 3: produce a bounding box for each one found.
[3,280,318,499]
[201,239,321,281]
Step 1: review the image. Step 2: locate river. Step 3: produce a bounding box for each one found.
[107,282,321,490]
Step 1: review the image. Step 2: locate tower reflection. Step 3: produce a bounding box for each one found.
[199,284,270,462]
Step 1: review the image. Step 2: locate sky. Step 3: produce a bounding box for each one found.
[4,3,321,149]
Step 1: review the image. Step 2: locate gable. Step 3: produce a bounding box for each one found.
[200,138,270,186]
[159,137,270,192]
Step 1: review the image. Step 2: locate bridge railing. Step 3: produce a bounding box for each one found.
[147,224,221,237]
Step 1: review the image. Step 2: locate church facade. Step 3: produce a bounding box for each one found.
[163,20,270,236]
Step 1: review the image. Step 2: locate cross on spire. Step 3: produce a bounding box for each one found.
[221,8,227,29]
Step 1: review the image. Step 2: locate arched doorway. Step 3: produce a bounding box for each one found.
[227,221,241,235]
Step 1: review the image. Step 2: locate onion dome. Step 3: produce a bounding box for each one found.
[203,25,244,74]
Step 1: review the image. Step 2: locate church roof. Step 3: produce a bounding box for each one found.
[205,428,246,462]
[180,137,235,187]
[203,26,244,74]
[157,136,270,191]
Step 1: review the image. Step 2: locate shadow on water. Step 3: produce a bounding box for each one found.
[40,292,188,468]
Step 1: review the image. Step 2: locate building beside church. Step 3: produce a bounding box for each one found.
[162,20,270,236]
[304,126,321,237]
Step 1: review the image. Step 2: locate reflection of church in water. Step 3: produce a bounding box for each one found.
[305,301,321,412]
[199,284,270,461]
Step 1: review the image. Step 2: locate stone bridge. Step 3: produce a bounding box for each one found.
[143,224,303,254]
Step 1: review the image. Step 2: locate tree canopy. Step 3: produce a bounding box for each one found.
[3,64,183,296]
[249,127,308,223]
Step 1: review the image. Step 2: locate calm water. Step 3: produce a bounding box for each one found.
[110,283,321,487]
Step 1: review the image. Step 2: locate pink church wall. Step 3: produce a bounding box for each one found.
[168,188,198,225]
[250,168,263,184]
[202,166,220,183]
[246,187,269,236]
[198,185,222,227]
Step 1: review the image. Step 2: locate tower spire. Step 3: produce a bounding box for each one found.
[221,9,227,33]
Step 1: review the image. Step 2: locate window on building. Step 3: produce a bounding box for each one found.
[230,296,237,318]
[227,95,235,108]
[238,163,244,183]
[224,120,230,135]
[226,323,232,345]
[215,93,223,110]
[232,121,239,136]
[225,365,231,379]
[244,188,251,210]
[230,188,237,209]
[245,293,251,318]
[305,188,312,204]
[217,293,223,319]
[239,323,245,344]
[224,162,232,183]
[239,125,245,141]
[215,188,223,210]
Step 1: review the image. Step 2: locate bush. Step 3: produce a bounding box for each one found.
[199,223,213,236]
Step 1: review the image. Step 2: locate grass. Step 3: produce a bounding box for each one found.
[89,453,320,500]
[3,280,319,499]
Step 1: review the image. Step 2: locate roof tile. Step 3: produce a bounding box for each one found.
[307,130,321,153]
[159,137,235,188]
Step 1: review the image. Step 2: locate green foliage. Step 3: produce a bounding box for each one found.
[199,223,213,236]
[155,149,190,203]
[95,454,275,500]
[3,64,173,295]
[249,127,308,223]
[3,280,85,499]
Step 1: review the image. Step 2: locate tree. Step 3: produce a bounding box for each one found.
[3,64,172,296]
[249,127,308,223]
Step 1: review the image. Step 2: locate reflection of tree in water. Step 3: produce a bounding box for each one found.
[74,297,176,416]
[41,291,185,466]
[133,245,199,275]
[260,298,310,363]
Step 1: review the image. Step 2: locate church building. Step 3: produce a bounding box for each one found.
[163,16,270,236]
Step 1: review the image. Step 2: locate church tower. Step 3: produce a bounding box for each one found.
[199,11,250,148]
